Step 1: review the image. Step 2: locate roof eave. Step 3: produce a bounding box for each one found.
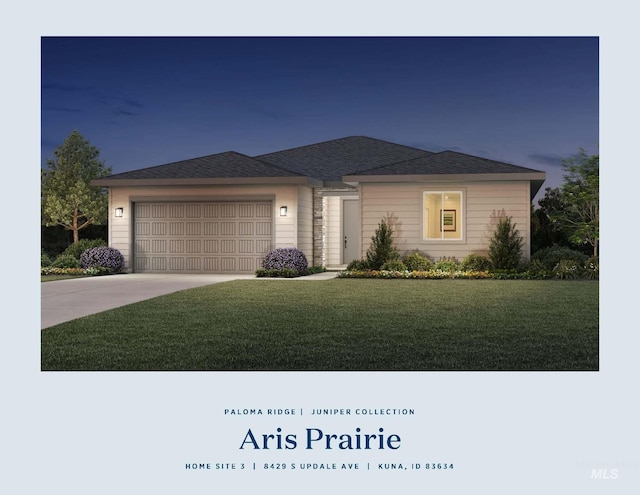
[342,172,547,184]
[91,176,322,187]
[530,179,545,200]
[322,180,358,189]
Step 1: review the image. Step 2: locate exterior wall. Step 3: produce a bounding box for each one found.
[359,181,532,262]
[296,186,313,258]
[108,184,310,271]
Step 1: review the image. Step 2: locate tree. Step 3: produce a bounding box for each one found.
[550,149,599,257]
[366,218,399,269]
[530,187,572,254]
[488,214,524,270]
[41,131,111,244]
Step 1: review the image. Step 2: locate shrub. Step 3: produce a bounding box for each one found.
[488,216,524,270]
[307,266,327,274]
[346,259,370,271]
[403,252,433,271]
[460,253,491,272]
[338,269,493,280]
[41,266,86,276]
[381,259,407,271]
[255,268,300,278]
[365,219,399,270]
[434,258,458,272]
[262,247,308,274]
[51,254,80,269]
[553,259,581,280]
[584,256,599,280]
[519,259,550,277]
[41,252,52,267]
[62,238,107,260]
[84,266,112,276]
[80,246,125,273]
[531,245,589,271]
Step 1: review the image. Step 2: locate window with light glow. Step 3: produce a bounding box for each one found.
[423,191,463,240]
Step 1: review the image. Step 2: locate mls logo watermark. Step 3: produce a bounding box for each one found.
[591,468,619,480]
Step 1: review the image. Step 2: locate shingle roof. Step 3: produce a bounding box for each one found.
[256,136,433,182]
[348,150,545,176]
[94,136,545,187]
[99,151,303,180]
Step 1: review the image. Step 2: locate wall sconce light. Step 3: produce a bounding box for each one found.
[115,207,124,217]
[280,206,288,217]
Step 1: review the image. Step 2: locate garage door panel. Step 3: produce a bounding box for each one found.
[152,240,166,253]
[134,201,273,273]
[256,203,271,217]
[136,222,151,236]
[221,204,236,217]
[152,222,166,235]
[203,257,219,271]
[204,222,218,235]
[239,222,254,236]
[137,204,151,218]
[221,240,235,253]
[185,257,201,271]
[186,240,201,253]
[186,204,201,217]
[239,257,259,272]
[256,222,271,235]
[204,240,218,253]
[221,257,236,271]
[169,205,184,217]
[256,240,272,253]
[169,239,183,253]
[152,205,166,217]
[220,222,235,235]
[239,240,254,253]
[169,223,184,236]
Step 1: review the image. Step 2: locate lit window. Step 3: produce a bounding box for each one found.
[423,191,463,240]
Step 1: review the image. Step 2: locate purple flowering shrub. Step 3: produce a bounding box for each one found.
[80,246,125,273]
[262,248,308,274]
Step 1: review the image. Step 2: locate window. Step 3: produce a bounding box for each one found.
[423,191,463,240]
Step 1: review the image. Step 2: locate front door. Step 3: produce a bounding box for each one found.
[342,199,360,264]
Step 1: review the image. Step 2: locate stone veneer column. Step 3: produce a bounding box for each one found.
[313,188,325,267]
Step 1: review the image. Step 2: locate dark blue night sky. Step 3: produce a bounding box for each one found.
[41,36,599,202]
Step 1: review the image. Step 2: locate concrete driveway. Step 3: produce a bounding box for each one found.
[41,273,255,329]
[41,271,339,329]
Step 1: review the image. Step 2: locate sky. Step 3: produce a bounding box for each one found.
[41,36,599,203]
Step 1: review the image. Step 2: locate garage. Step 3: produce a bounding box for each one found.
[133,201,273,273]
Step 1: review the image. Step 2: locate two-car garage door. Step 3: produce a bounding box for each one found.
[134,201,273,273]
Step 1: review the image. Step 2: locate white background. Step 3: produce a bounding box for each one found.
[3,1,638,493]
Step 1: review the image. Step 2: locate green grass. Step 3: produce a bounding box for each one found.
[41,274,90,282]
[41,279,599,371]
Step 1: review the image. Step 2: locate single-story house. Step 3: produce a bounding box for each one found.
[92,136,545,273]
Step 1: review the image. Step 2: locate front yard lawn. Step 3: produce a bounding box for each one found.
[41,274,90,282]
[41,279,598,371]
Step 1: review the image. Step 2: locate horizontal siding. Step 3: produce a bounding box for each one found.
[360,181,531,261]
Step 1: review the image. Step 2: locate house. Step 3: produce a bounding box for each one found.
[92,136,545,273]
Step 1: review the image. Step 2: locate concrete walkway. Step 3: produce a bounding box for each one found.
[41,271,339,329]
